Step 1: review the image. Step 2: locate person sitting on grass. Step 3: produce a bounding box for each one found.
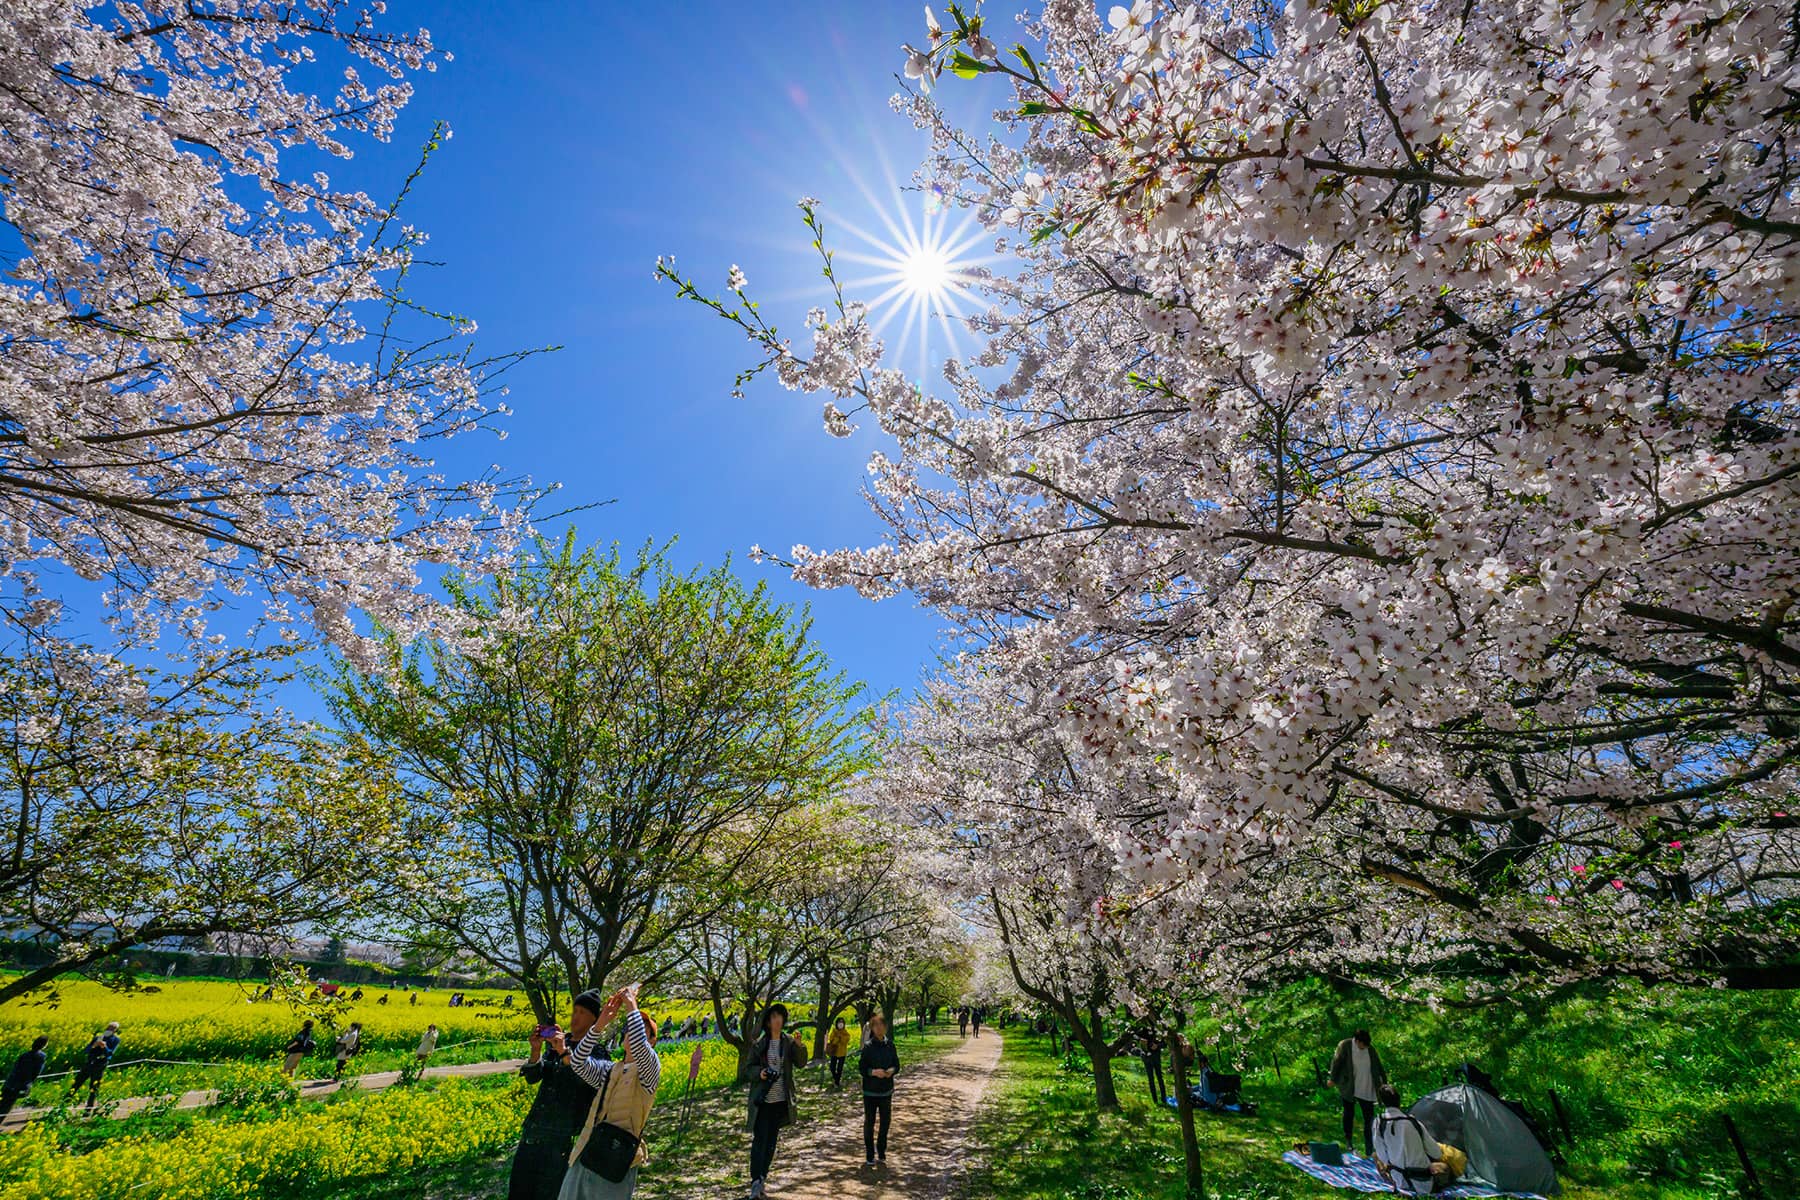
[1372,1084,1449,1195]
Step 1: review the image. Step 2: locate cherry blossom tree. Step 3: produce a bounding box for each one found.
[1,2,540,649]
[0,623,409,1006]
[666,0,1800,988]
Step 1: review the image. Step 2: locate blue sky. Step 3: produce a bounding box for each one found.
[333,1,1001,703]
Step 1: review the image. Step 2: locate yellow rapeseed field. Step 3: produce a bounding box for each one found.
[0,1077,528,1199]
[0,976,533,1070]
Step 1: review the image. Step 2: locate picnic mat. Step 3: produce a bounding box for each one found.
[1280,1150,1548,1198]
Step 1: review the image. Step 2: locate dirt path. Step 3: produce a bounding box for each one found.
[762,1030,1003,1200]
[0,1055,526,1131]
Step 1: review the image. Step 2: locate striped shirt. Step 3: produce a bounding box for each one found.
[569,1009,660,1095]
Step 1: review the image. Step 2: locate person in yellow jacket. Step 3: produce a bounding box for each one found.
[825,1018,852,1090]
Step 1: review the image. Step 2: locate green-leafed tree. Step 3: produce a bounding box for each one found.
[0,631,407,1005]
[332,536,868,1022]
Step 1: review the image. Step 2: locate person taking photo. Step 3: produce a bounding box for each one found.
[559,985,661,1200]
[510,990,610,1200]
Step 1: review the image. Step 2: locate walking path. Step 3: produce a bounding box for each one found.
[764,1030,1003,1200]
[0,1055,527,1132]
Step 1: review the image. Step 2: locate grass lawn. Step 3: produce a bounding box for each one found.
[960,1008,1795,1200]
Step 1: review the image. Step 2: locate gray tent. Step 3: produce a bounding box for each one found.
[1411,1084,1560,1195]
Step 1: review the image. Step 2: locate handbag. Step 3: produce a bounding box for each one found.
[574,1065,642,1183]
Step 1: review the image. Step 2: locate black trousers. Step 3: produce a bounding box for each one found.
[0,1090,22,1116]
[750,1100,785,1181]
[1343,1097,1375,1153]
[863,1095,891,1158]
[507,1137,572,1200]
[1143,1053,1166,1103]
[829,1055,846,1085]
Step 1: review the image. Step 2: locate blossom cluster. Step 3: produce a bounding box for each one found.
[671,1,1800,995]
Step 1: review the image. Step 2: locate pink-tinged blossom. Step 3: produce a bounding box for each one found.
[0,1,534,652]
[668,0,1800,993]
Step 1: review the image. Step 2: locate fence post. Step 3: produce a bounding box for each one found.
[1722,1114,1765,1199]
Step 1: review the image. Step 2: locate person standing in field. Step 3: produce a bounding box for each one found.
[858,1014,900,1165]
[281,1020,316,1077]
[332,1022,362,1081]
[1329,1029,1388,1157]
[743,1002,809,1199]
[67,1022,120,1112]
[1138,1026,1168,1106]
[416,1023,439,1067]
[825,1018,851,1090]
[510,989,609,1200]
[558,986,661,1199]
[0,1036,49,1116]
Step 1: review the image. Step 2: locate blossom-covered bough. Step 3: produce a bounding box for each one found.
[1,1,543,652]
[667,0,1800,997]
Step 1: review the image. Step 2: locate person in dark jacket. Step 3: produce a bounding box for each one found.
[0,1036,49,1116]
[1138,1027,1167,1105]
[857,1014,901,1165]
[742,1002,809,1199]
[1329,1029,1388,1156]
[67,1023,120,1112]
[282,1020,316,1078]
[508,990,609,1200]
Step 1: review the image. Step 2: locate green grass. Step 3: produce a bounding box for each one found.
[962,983,1800,1200]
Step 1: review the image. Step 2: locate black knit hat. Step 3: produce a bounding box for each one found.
[761,1002,789,1032]
[573,989,604,1017]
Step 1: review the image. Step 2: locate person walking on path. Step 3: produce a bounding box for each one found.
[332,1022,362,1081]
[509,991,610,1200]
[558,986,661,1200]
[825,1019,851,1090]
[67,1023,120,1112]
[858,1014,901,1165]
[956,1007,968,1037]
[281,1020,316,1078]
[0,1036,49,1116]
[743,1002,809,1199]
[971,1007,983,1038]
[1329,1029,1387,1156]
[416,1023,439,1066]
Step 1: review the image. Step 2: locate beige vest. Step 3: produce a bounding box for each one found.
[568,1060,657,1168]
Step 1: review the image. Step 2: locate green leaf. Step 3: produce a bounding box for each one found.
[949,51,992,79]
